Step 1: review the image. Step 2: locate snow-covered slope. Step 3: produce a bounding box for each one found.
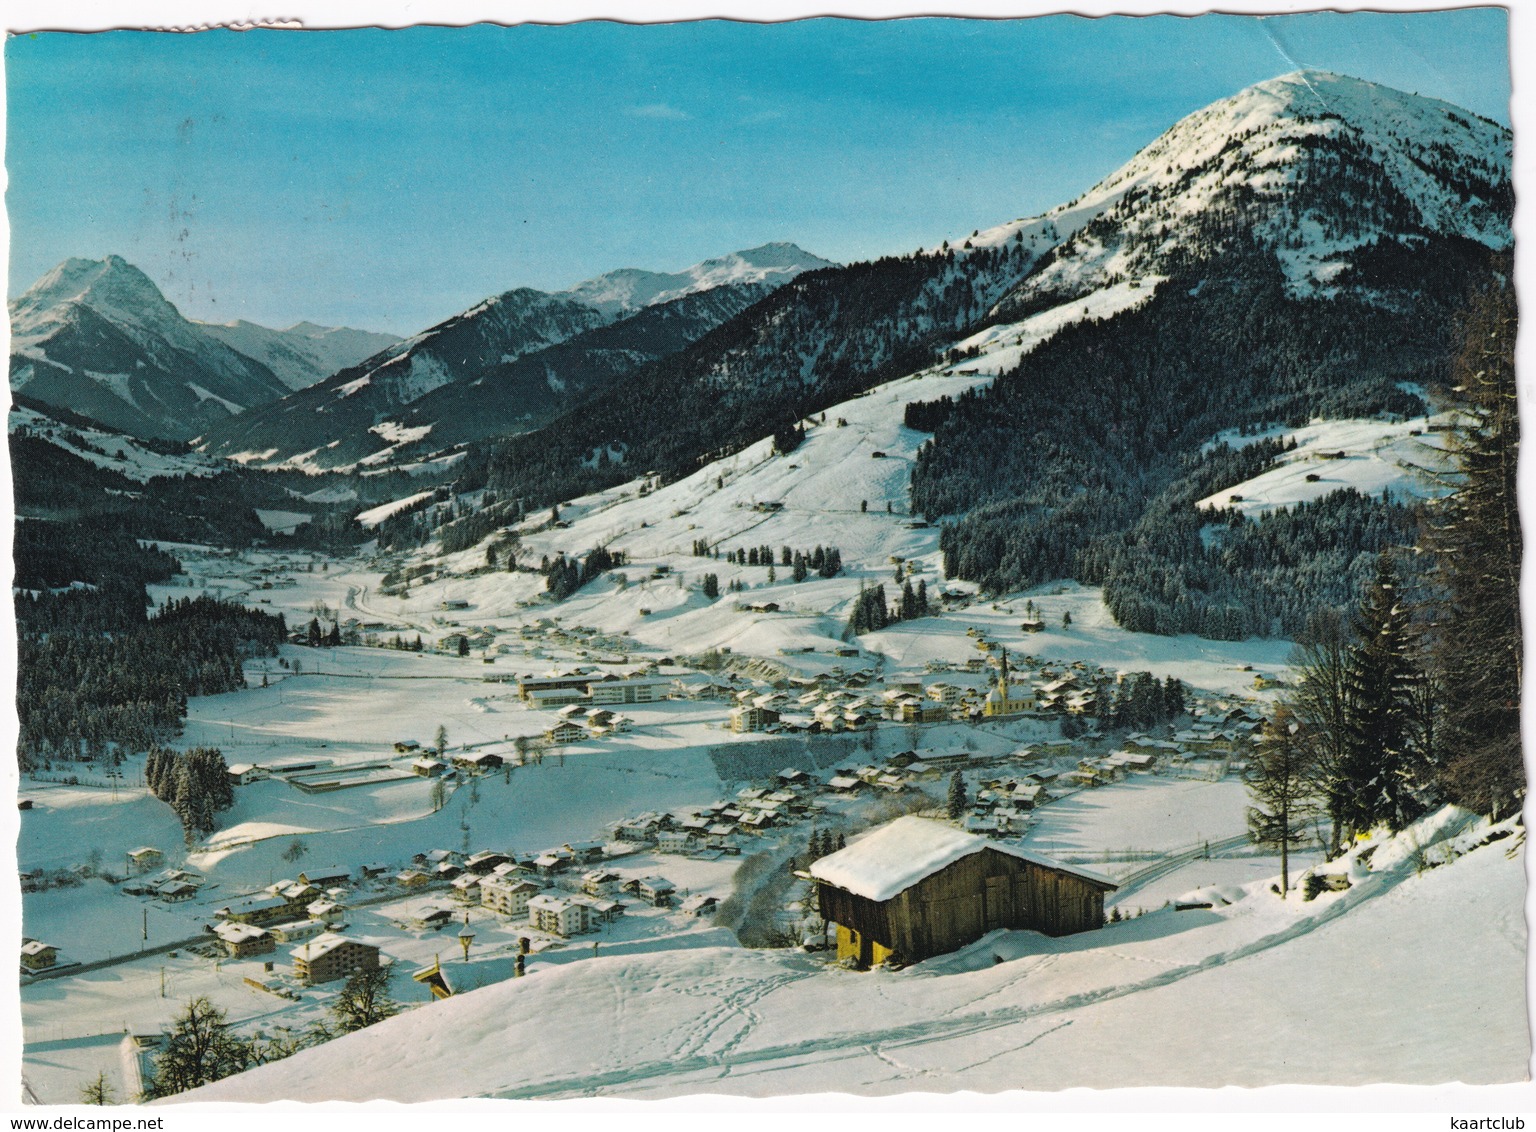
[8,403,222,482]
[196,319,400,391]
[8,256,293,441]
[178,813,1527,1100]
[561,242,836,317]
[1197,414,1455,516]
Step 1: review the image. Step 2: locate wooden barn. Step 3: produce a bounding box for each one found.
[809,816,1116,967]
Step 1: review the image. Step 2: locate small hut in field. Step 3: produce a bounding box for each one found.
[809,816,1116,967]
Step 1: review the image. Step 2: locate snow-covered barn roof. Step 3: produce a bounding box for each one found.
[808,816,1116,902]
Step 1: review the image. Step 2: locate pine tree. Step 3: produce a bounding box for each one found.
[946,771,967,819]
[1424,279,1523,818]
[1341,553,1425,835]
[79,1071,114,1105]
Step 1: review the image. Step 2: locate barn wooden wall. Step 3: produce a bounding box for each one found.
[818,847,1110,963]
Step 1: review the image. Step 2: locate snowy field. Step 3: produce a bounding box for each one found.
[178,814,1528,1100]
[1197,415,1453,516]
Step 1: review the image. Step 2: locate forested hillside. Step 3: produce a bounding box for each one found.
[914,237,1500,634]
[481,242,1040,506]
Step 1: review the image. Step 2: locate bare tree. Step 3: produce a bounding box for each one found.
[330,963,400,1033]
[1245,706,1320,897]
[142,996,252,1098]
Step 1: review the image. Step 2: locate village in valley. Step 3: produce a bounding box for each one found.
[19,494,1304,1101]
[7,14,1527,1105]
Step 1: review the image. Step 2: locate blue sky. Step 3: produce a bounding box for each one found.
[5,9,1512,335]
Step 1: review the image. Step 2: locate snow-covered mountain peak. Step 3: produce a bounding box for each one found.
[10,254,181,342]
[984,70,1511,311]
[560,242,835,317]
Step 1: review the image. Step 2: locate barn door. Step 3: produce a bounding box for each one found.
[984,876,1011,930]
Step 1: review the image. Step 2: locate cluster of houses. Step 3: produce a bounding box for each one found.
[384,842,686,940]
[715,648,1140,737]
[207,867,354,967]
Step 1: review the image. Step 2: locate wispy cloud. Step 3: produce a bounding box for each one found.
[625,103,692,121]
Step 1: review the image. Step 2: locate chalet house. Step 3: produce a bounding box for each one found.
[20,940,57,971]
[628,876,676,907]
[157,881,198,903]
[213,922,275,958]
[291,934,380,984]
[586,898,625,924]
[480,877,543,918]
[528,893,592,937]
[564,841,606,864]
[411,758,448,777]
[299,866,351,888]
[545,721,587,746]
[393,740,422,754]
[216,895,294,926]
[267,919,328,945]
[453,751,504,773]
[464,850,511,874]
[395,870,431,887]
[680,894,720,917]
[729,705,780,733]
[586,710,631,736]
[614,814,666,843]
[403,903,455,930]
[126,847,164,876]
[657,829,696,854]
[582,870,623,898]
[898,700,947,724]
[809,816,1116,967]
[450,874,482,902]
[528,851,565,877]
[227,763,268,786]
[307,898,345,923]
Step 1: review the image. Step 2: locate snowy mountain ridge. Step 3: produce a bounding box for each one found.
[196,243,835,471]
[8,256,295,441]
[195,318,401,392]
[560,242,837,318]
[950,70,1510,310]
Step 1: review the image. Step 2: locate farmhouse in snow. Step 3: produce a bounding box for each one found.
[809,816,1116,967]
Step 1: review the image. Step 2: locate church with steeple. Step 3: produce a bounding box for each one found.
[982,648,1036,717]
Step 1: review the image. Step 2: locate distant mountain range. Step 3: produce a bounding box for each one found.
[196,319,401,393]
[9,71,1511,583]
[193,242,835,471]
[8,256,400,442]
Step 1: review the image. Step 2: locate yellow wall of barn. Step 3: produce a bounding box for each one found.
[836,924,860,962]
[836,924,895,967]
